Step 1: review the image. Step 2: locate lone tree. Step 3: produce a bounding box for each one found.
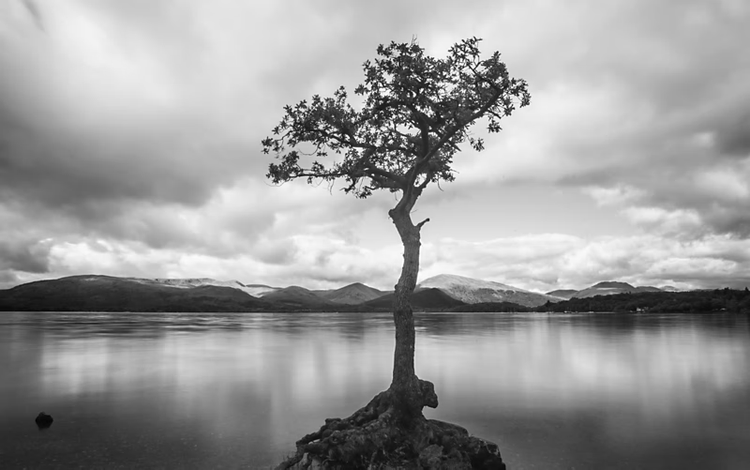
[264,37,530,469]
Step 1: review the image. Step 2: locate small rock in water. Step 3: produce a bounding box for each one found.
[35,412,54,429]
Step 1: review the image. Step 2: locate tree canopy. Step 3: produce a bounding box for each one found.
[262,37,530,201]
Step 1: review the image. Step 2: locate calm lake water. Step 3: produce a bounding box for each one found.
[0,311,749,469]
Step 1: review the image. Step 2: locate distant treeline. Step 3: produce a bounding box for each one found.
[541,288,750,314]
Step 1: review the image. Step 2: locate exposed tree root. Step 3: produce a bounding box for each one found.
[275,381,505,470]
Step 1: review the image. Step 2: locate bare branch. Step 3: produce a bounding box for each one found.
[416,218,430,230]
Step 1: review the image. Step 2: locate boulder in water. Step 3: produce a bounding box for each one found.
[35,412,54,429]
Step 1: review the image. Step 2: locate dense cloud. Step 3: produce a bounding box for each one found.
[1,0,749,290]
[451,0,750,239]
[716,111,750,158]
[0,238,50,273]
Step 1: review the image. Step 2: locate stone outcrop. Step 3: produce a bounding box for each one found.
[276,386,505,470]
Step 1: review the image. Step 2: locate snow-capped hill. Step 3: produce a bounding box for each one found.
[420,274,519,292]
[134,277,267,297]
[417,274,560,307]
[546,289,578,299]
[571,281,663,299]
[242,284,280,296]
[150,278,237,289]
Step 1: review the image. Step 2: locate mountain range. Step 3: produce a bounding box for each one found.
[546,281,664,299]
[421,274,560,306]
[0,273,672,312]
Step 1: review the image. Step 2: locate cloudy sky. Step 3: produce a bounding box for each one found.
[1,0,749,292]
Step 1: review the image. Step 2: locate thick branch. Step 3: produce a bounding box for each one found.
[365,165,409,189]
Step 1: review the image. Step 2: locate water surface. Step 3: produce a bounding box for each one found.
[1,311,748,469]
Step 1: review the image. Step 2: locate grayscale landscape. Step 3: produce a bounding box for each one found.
[1,1,749,469]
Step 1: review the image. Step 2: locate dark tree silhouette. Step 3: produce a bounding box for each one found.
[264,37,530,469]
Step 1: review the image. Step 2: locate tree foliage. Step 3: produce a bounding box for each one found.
[262,37,530,199]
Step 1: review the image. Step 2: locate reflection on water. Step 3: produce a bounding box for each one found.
[1,312,749,469]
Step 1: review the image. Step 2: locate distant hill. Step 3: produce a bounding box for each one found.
[315,282,386,304]
[257,286,338,309]
[546,289,578,299]
[571,281,662,299]
[659,285,682,292]
[0,275,271,312]
[5,273,727,313]
[148,277,244,289]
[636,286,663,293]
[142,277,284,297]
[242,283,280,296]
[418,274,561,307]
[361,288,466,311]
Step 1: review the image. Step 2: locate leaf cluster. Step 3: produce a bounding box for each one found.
[262,37,530,199]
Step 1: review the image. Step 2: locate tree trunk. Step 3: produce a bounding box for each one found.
[276,199,510,470]
[387,202,430,425]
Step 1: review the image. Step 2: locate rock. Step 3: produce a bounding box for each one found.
[419,379,439,409]
[419,444,443,468]
[275,386,507,469]
[35,412,54,428]
[467,437,505,470]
